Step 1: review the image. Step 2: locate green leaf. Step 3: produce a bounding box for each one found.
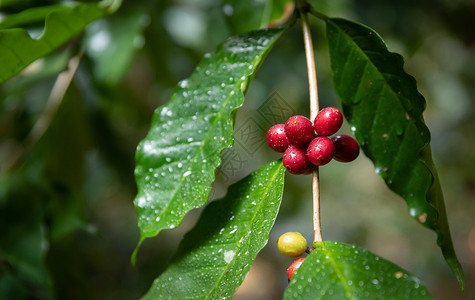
[84,7,149,85]
[141,160,285,299]
[0,5,64,29]
[325,17,464,289]
[222,0,294,34]
[284,241,434,299]
[133,27,287,256]
[0,0,121,84]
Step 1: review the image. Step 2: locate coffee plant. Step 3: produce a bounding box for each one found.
[132,1,465,298]
[1,0,471,299]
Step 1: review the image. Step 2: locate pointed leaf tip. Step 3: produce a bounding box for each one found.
[325,17,464,288]
[133,27,287,255]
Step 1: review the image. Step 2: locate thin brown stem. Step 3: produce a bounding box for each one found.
[299,6,322,244]
[3,51,82,172]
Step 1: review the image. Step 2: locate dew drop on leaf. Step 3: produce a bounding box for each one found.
[223,250,235,264]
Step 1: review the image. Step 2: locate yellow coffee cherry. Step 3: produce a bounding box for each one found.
[277,232,308,257]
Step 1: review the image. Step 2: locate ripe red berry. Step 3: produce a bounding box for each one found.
[267,124,290,152]
[331,135,360,162]
[307,136,334,166]
[283,144,313,174]
[284,115,315,145]
[287,257,306,281]
[314,107,343,136]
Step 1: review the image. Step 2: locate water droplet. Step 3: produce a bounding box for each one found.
[155,216,160,222]
[160,107,173,117]
[137,197,147,208]
[183,170,192,177]
[223,250,235,263]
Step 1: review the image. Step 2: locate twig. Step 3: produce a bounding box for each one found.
[3,51,83,172]
[299,3,322,244]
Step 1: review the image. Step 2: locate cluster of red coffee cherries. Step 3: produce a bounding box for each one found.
[266,107,360,174]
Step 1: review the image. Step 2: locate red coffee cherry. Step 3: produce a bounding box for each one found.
[331,135,360,162]
[287,257,306,281]
[283,144,313,174]
[314,107,343,136]
[307,136,335,166]
[267,124,290,152]
[284,115,315,145]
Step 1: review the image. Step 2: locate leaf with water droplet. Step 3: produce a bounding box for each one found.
[141,160,285,299]
[325,17,464,289]
[132,27,287,261]
[284,241,435,299]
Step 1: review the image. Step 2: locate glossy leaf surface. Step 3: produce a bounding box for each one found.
[285,241,434,299]
[326,17,464,289]
[133,27,287,253]
[142,160,285,299]
[0,1,120,84]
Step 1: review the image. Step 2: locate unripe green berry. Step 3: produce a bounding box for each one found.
[277,232,308,257]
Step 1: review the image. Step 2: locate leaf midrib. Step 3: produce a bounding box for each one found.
[143,46,278,236]
[321,243,356,300]
[329,19,426,188]
[203,162,283,299]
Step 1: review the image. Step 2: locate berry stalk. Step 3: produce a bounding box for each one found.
[298,2,322,244]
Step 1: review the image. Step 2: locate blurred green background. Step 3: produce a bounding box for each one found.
[0,0,474,299]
